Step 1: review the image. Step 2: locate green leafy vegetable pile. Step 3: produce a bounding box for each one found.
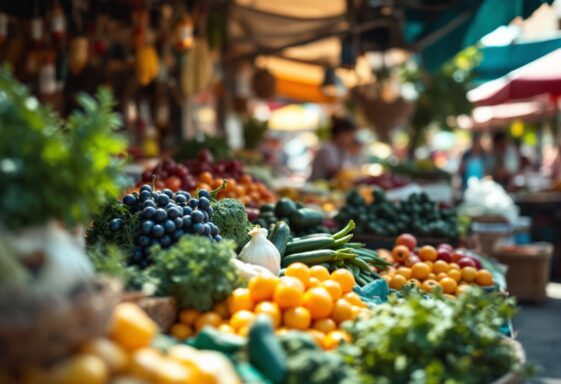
[211,198,252,250]
[149,235,242,311]
[339,288,519,384]
[0,67,125,230]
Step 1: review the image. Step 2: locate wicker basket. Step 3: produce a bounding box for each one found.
[0,278,121,369]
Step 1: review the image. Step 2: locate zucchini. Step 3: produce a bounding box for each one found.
[281,249,337,267]
[187,327,246,354]
[268,221,291,257]
[274,198,297,218]
[289,208,323,230]
[285,237,335,255]
[248,316,288,384]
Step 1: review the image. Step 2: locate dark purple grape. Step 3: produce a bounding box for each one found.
[174,194,187,205]
[162,189,174,198]
[157,194,170,207]
[206,206,213,218]
[189,198,198,208]
[192,223,204,234]
[198,189,210,199]
[131,248,143,264]
[173,229,185,240]
[123,194,136,206]
[174,217,183,228]
[151,224,165,238]
[182,215,192,229]
[191,210,204,223]
[143,199,156,208]
[202,210,209,223]
[167,207,181,220]
[202,223,211,236]
[139,190,151,201]
[163,219,176,233]
[210,224,219,236]
[141,206,156,219]
[214,235,223,242]
[140,184,152,193]
[182,206,193,216]
[141,220,155,234]
[138,235,150,247]
[198,197,210,209]
[109,218,123,231]
[160,235,172,247]
[154,208,167,222]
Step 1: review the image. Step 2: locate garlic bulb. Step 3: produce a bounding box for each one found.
[238,226,280,275]
[231,258,275,280]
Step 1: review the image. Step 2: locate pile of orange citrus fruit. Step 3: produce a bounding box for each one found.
[198,172,276,207]
[170,263,370,349]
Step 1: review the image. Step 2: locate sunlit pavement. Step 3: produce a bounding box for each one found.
[514,282,561,382]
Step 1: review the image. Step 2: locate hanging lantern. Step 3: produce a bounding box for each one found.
[39,54,57,96]
[30,17,44,44]
[0,13,8,45]
[50,1,66,42]
[176,14,194,52]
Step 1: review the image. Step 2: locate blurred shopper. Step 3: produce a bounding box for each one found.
[458,132,487,189]
[488,131,519,188]
[309,116,358,181]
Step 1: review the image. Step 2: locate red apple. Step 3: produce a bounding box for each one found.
[465,255,482,270]
[404,255,421,267]
[438,243,454,253]
[451,249,467,263]
[436,249,452,263]
[396,233,417,251]
[457,257,477,269]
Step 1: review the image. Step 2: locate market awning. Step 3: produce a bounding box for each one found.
[468,48,561,106]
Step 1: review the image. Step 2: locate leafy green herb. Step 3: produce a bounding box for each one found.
[149,236,242,311]
[211,198,252,250]
[340,288,519,384]
[0,67,125,230]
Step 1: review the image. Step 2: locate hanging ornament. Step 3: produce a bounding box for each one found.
[69,36,89,75]
[50,1,66,42]
[175,14,194,52]
[39,53,57,96]
[0,13,8,45]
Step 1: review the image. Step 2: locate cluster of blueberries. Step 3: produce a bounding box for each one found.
[109,184,221,267]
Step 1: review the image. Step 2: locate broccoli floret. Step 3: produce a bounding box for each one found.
[211,198,252,250]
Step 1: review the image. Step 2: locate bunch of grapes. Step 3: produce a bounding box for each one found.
[109,184,221,268]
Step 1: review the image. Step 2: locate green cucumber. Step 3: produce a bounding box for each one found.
[248,315,288,384]
[274,198,297,218]
[285,237,335,255]
[289,208,323,229]
[348,257,371,272]
[281,250,337,267]
[268,221,291,258]
[290,233,332,242]
[187,326,246,354]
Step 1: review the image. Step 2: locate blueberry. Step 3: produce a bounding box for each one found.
[174,217,183,228]
[163,219,176,233]
[203,223,211,236]
[182,215,192,229]
[202,210,209,223]
[131,248,143,264]
[143,199,156,208]
[198,189,210,199]
[175,194,187,204]
[182,206,193,216]
[138,235,150,247]
[151,224,165,238]
[192,222,204,235]
[139,190,151,201]
[140,184,152,193]
[173,229,185,240]
[154,208,167,222]
[214,235,222,242]
[160,235,172,247]
[198,196,210,209]
[206,206,213,218]
[189,198,198,208]
[157,194,170,207]
[123,194,137,206]
[141,206,156,219]
[109,218,123,231]
[210,224,219,236]
[141,220,155,234]
[167,207,180,220]
[191,210,204,223]
[162,189,174,198]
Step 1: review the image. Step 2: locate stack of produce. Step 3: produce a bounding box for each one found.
[380,233,494,296]
[169,263,370,350]
[88,184,222,268]
[336,189,458,238]
[253,198,329,236]
[354,173,411,190]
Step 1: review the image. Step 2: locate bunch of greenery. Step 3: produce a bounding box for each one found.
[149,235,242,311]
[0,67,125,230]
[339,288,519,384]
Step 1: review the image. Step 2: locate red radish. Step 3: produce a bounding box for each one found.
[457,257,477,268]
[396,233,417,251]
[436,249,452,263]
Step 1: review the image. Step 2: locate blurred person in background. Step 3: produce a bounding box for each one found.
[488,131,520,188]
[309,116,358,181]
[458,132,488,190]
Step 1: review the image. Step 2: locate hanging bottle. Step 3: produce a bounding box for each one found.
[30,1,44,47]
[39,53,57,96]
[50,1,66,42]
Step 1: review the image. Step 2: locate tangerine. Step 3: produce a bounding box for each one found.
[273,276,305,309]
[285,263,311,287]
[248,274,278,302]
[312,318,336,334]
[320,280,343,301]
[283,306,311,330]
[331,299,354,324]
[411,262,431,280]
[310,265,330,281]
[303,287,334,320]
[228,288,254,313]
[254,301,281,328]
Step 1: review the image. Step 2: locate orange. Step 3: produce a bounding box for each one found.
[449,262,461,271]
[427,273,436,280]
[396,267,412,279]
[392,245,410,263]
[248,274,278,302]
[424,261,434,270]
[323,330,351,350]
[461,266,477,282]
[421,279,440,293]
[273,276,305,309]
[436,272,448,281]
[331,299,354,324]
[307,329,326,348]
[285,263,311,287]
[320,280,343,301]
[170,323,193,340]
[439,277,458,294]
[230,310,256,331]
[408,278,421,287]
[179,309,200,326]
[381,274,392,283]
[312,318,336,334]
[447,269,462,283]
[343,292,366,308]
[310,265,330,281]
[432,260,450,275]
[218,324,236,334]
[238,325,250,337]
[198,171,214,184]
[475,269,493,286]
[283,306,311,330]
[303,287,334,320]
[212,301,230,318]
[254,301,281,328]
[240,174,253,185]
[194,312,222,332]
[418,245,437,262]
[330,269,355,293]
[228,288,255,313]
[308,277,321,288]
[389,274,407,289]
[411,262,431,280]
